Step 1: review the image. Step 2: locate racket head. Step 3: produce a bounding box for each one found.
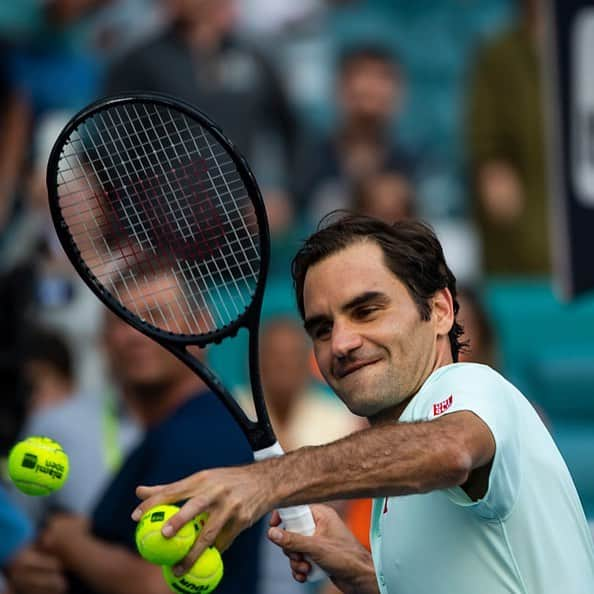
[46,93,270,347]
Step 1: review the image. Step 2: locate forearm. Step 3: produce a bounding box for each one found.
[268,417,471,509]
[57,534,167,594]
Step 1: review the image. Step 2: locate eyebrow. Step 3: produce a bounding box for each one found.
[303,291,389,335]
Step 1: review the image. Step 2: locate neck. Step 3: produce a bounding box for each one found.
[340,118,384,142]
[369,339,454,426]
[130,375,205,427]
[269,396,298,428]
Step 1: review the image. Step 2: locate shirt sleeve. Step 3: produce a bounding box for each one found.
[422,365,522,520]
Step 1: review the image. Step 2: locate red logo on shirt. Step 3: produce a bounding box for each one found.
[433,394,453,416]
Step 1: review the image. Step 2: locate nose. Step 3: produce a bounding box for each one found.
[331,319,363,360]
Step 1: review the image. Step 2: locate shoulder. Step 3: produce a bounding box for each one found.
[24,394,99,437]
[144,392,253,464]
[404,364,517,422]
[107,29,174,72]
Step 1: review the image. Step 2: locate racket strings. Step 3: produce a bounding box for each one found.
[55,101,261,337]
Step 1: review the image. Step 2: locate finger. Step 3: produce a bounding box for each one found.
[172,516,222,576]
[290,559,312,576]
[23,550,64,572]
[15,570,67,594]
[162,499,209,538]
[131,479,197,522]
[269,510,281,527]
[291,568,308,583]
[268,527,312,554]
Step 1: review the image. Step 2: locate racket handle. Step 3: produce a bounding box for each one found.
[254,442,326,582]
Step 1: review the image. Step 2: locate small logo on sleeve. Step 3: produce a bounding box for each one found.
[433,394,453,416]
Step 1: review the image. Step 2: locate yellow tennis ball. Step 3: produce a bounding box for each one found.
[136,505,197,565]
[162,547,224,594]
[8,436,69,496]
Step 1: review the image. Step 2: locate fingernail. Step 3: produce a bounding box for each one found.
[268,528,283,543]
[131,509,141,521]
[162,524,173,538]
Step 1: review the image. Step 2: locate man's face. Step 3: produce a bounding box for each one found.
[303,241,438,418]
[339,59,399,124]
[260,321,310,405]
[103,274,199,392]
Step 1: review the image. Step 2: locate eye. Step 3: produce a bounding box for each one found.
[354,305,378,319]
[313,322,332,341]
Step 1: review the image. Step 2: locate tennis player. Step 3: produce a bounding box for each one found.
[133,214,594,593]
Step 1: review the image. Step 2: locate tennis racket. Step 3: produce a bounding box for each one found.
[46,93,323,580]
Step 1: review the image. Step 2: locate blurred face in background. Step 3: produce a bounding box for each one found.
[102,273,201,397]
[338,56,401,126]
[103,313,190,396]
[354,172,413,223]
[260,319,311,410]
[25,360,73,412]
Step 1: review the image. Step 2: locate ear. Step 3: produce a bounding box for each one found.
[431,288,454,338]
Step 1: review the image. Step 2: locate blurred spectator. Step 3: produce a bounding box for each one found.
[296,44,413,227]
[8,324,141,530]
[236,316,361,594]
[4,111,106,394]
[6,271,262,594]
[352,169,415,223]
[456,286,498,368]
[0,44,30,240]
[466,0,550,276]
[22,326,74,412]
[237,316,361,451]
[0,487,33,594]
[106,0,298,190]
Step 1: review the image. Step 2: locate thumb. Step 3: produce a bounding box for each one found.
[268,526,315,554]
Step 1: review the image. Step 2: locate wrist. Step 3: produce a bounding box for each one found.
[345,548,378,594]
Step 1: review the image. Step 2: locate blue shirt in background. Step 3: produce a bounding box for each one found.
[92,390,262,594]
[0,485,33,566]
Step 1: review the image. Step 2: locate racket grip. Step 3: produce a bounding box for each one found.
[254,442,326,582]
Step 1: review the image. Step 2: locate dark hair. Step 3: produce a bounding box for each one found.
[337,44,400,77]
[291,212,466,362]
[23,326,73,380]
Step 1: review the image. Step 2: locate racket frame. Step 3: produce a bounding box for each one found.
[46,93,276,451]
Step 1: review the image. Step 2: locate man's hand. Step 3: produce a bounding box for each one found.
[40,513,90,565]
[268,505,379,594]
[5,546,67,594]
[131,463,275,575]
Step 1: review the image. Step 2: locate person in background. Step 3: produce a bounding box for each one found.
[8,324,141,530]
[456,286,497,368]
[106,0,298,190]
[352,170,415,224]
[0,487,33,594]
[466,0,550,276]
[237,316,361,452]
[7,270,262,594]
[237,315,362,594]
[296,44,413,226]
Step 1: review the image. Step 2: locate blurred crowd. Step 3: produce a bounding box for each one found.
[1,1,592,593]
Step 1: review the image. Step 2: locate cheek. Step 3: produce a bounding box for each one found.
[313,343,332,379]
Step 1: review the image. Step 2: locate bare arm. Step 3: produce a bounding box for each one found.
[270,410,493,507]
[133,410,494,572]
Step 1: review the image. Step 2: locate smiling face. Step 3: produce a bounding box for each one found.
[303,241,452,420]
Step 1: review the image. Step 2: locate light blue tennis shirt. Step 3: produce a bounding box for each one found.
[370,363,594,594]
